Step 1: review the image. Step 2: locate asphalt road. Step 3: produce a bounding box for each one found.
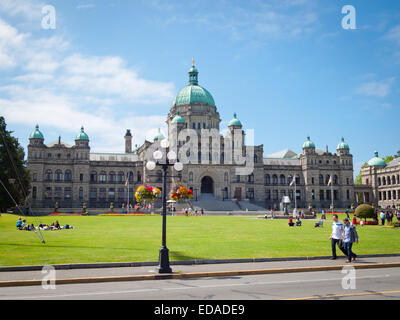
[0,267,399,300]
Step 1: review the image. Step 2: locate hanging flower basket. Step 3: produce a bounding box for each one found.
[135,185,161,204]
[170,184,193,201]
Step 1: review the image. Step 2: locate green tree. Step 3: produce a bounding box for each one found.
[384,155,394,163]
[355,204,376,221]
[0,117,31,212]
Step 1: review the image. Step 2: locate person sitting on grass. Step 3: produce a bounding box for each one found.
[314,219,324,228]
[16,218,22,230]
[288,217,295,227]
[54,220,61,230]
[21,219,27,230]
[296,216,302,227]
[28,223,35,231]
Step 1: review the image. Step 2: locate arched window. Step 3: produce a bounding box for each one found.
[64,170,72,182]
[280,174,286,185]
[189,172,193,182]
[55,170,62,182]
[319,174,323,185]
[32,187,37,199]
[378,177,381,186]
[248,173,254,183]
[264,174,270,185]
[128,171,134,183]
[137,171,141,182]
[387,176,391,185]
[272,175,278,185]
[287,175,293,185]
[109,171,115,183]
[383,177,386,185]
[99,171,107,183]
[90,171,97,182]
[45,170,52,181]
[333,175,338,185]
[392,175,396,185]
[118,171,124,183]
[224,172,228,182]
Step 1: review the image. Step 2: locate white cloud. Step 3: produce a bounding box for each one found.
[355,77,395,98]
[0,15,175,152]
[76,4,96,10]
[0,0,45,20]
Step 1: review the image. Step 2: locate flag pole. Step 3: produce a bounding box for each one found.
[127,179,129,214]
[331,179,333,214]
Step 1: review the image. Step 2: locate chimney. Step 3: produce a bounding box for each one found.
[124,129,132,153]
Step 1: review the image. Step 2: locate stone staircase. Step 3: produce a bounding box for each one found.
[191,194,241,211]
[238,200,267,211]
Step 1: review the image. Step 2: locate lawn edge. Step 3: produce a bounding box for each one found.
[1,261,400,288]
[1,253,399,272]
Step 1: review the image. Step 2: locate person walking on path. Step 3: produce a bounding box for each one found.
[343,218,358,262]
[329,214,346,260]
[380,211,386,225]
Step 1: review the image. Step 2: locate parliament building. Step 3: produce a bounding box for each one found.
[27,63,356,210]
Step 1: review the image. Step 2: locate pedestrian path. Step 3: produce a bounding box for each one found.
[1,256,399,282]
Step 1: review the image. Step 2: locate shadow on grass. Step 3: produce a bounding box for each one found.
[169,250,201,261]
[0,243,145,251]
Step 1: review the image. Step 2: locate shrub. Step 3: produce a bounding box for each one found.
[355,204,375,220]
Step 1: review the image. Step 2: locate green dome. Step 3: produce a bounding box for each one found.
[173,62,216,107]
[171,110,185,124]
[29,124,44,139]
[173,85,215,107]
[368,151,386,167]
[337,137,349,150]
[302,136,315,149]
[228,113,242,127]
[75,126,89,141]
[154,128,165,141]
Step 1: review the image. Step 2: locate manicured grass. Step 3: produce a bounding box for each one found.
[0,213,399,267]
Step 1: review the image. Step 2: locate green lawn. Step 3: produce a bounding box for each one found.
[0,213,399,267]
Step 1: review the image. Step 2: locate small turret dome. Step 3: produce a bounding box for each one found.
[337,137,349,150]
[302,136,315,149]
[29,124,44,139]
[228,113,242,127]
[75,126,89,141]
[154,128,165,141]
[368,151,386,167]
[171,110,185,124]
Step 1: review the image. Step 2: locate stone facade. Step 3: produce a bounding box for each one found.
[27,63,355,210]
[360,151,400,209]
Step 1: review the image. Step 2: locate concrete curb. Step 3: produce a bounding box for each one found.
[1,253,399,272]
[1,262,400,288]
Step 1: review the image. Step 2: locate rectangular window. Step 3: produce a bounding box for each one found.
[80,174,84,182]
[89,188,97,200]
[99,188,106,199]
[108,188,115,200]
[54,187,62,199]
[64,187,72,200]
[44,187,52,199]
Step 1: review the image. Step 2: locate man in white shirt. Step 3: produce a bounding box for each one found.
[329,214,346,259]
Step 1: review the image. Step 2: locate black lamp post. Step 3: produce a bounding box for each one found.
[146,140,183,274]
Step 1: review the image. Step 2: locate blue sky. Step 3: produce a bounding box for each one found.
[0,0,399,176]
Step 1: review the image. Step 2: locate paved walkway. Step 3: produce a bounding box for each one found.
[1,256,399,282]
